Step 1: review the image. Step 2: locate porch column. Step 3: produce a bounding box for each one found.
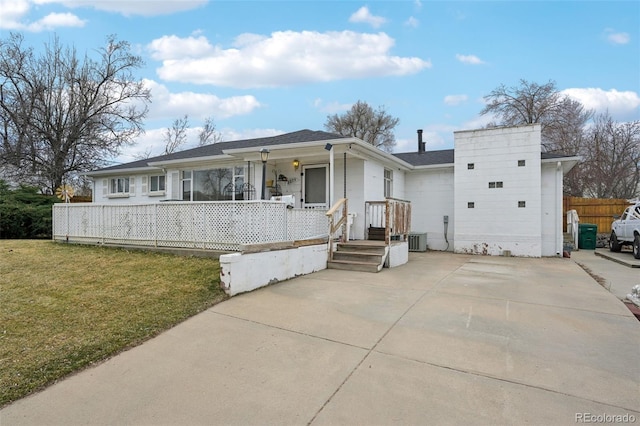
[326,144,334,206]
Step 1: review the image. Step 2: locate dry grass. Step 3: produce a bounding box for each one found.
[0,240,226,407]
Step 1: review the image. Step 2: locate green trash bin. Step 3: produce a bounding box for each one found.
[578,223,598,250]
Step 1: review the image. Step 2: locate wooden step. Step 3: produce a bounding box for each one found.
[327,259,383,273]
[332,250,384,263]
[336,243,386,254]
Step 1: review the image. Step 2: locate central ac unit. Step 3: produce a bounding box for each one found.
[408,233,427,252]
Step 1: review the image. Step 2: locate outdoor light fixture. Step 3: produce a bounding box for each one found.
[260,148,269,200]
[260,148,270,163]
[293,159,300,170]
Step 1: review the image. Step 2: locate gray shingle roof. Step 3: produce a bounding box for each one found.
[393,149,576,166]
[94,128,577,173]
[94,129,346,173]
[393,150,454,166]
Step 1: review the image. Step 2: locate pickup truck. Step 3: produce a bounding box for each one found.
[609,201,640,259]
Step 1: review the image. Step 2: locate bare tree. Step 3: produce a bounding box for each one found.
[480,79,610,197]
[133,146,153,160]
[580,113,640,199]
[324,100,399,152]
[198,116,223,146]
[163,115,189,154]
[0,33,151,193]
[481,79,593,152]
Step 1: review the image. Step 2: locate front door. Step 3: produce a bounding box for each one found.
[302,164,329,209]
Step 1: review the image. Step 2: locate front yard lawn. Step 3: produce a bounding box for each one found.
[0,240,226,407]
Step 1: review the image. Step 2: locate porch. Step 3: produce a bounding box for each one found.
[52,197,411,295]
[52,201,329,252]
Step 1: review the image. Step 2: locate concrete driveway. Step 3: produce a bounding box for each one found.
[2,252,639,425]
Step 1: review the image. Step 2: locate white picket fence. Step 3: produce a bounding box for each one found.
[53,201,329,251]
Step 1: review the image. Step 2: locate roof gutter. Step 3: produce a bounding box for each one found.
[346,140,414,170]
[542,155,581,174]
[84,166,161,177]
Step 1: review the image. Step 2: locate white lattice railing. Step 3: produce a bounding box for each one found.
[53,201,329,252]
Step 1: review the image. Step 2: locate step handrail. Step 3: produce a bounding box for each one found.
[326,198,348,261]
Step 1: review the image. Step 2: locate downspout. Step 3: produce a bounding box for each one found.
[328,145,334,206]
[556,161,562,256]
[343,152,347,198]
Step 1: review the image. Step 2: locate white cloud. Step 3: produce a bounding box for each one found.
[0,0,85,31]
[349,6,387,28]
[29,12,85,30]
[405,16,419,28]
[149,31,431,89]
[0,0,30,29]
[604,29,630,45]
[120,126,284,164]
[0,0,206,31]
[219,128,284,143]
[562,88,640,120]
[444,94,468,106]
[36,0,207,16]
[313,99,353,114]
[463,114,495,131]
[393,127,452,153]
[455,54,485,65]
[148,35,215,60]
[143,79,262,121]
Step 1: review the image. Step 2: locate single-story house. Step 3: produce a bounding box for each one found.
[81,124,578,258]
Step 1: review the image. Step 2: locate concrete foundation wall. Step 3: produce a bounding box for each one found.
[219,244,328,296]
[388,242,409,267]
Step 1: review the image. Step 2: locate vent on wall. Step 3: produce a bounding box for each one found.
[409,233,427,252]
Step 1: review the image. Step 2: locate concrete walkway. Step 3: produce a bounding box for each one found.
[571,248,639,300]
[2,252,639,425]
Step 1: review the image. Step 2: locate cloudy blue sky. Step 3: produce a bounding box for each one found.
[1,0,638,164]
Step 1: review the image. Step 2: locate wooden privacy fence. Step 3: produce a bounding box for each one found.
[563,196,633,234]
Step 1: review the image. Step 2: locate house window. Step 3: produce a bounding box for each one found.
[384,169,393,198]
[109,177,129,195]
[181,166,248,201]
[468,202,475,208]
[518,160,526,167]
[488,181,504,189]
[149,175,165,193]
[496,181,503,188]
[232,166,246,200]
[518,201,526,208]
[467,163,474,170]
[181,171,192,201]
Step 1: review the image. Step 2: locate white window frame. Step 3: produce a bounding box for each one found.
[180,166,248,201]
[108,177,130,197]
[384,168,393,198]
[149,175,166,195]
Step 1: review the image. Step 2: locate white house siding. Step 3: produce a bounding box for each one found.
[363,160,386,202]
[392,168,406,201]
[362,160,386,237]
[334,157,366,240]
[453,125,543,257]
[93,174,157,204]
[405,168,455,251]
[541,162,563,256]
